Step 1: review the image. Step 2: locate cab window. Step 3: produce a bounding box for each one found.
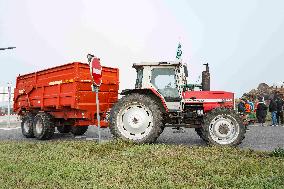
[150,68,180,101]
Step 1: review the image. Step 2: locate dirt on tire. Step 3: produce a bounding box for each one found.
[109,93,163,144]
[21,113,35,138]
[33,113,55,140]
[202,108,246,146]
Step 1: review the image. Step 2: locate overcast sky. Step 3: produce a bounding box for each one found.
[0,0,284,97]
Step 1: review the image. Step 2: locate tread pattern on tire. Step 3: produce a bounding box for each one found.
[202,107,246,146]
[21,113,35,138]
[109,93,163,144]
[33,113,55,140]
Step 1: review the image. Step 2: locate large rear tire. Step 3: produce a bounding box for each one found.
[21,113,35,138]
[109,93,163,144]
[33,113,55,140]
[71,126,88,136]
[203,108,246,146]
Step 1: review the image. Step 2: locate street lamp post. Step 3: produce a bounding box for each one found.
[7,83,11,128]
[0,47,16,51]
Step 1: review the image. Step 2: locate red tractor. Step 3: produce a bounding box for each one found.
[109,62,246,146]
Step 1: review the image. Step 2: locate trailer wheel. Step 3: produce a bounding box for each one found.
[109,93,163,144]
[57,126,71,133]
[195,128,208,142]
[33,113,55,140]
[71,126,88,136]
[21,113,35,138]
[203,108,246,146]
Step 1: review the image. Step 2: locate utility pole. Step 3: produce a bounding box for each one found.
[7,82,11,128]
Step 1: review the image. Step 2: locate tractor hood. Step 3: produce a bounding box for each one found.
[182,91,235,112]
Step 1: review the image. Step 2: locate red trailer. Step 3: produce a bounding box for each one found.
[14,62,119,140]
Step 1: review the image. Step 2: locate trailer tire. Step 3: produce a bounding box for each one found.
[57,125,71,133]
[109,93,163,144]
[33,113,55,140]
[21,113,35,138]
[71,126,88,136]
[203,108,246,146]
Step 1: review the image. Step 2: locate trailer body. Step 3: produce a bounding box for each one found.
[14,62,119,128]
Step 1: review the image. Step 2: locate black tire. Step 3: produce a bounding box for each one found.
[33,113,55,140]
[21,113,35,138]
[109,93,163,144]
[70,126,88,136]
[202,108,246,146]
[57,125,71,133]
[195,128,208,142]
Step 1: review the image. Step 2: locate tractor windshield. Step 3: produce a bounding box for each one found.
[150,68,180,101]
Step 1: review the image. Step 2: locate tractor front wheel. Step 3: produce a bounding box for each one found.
[109,93,163,144]
[203,108,246,146]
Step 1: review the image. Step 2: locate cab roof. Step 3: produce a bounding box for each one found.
[132,61,182,68]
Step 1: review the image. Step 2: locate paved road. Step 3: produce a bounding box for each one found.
[0,123,284,151]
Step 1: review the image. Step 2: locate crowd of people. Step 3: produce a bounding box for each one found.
[237,92,284,126]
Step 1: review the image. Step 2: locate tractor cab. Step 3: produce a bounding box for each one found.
[132,62,188,111]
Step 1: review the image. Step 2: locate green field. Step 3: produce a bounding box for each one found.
[0,141,283,189]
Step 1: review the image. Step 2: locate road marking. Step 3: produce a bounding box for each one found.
[0,127,21,131]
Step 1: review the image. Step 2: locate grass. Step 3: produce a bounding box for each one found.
[272,148,284,158]
[0,141,283,189]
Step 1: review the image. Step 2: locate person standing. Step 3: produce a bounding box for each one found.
[245,100,251,114]
[238,99,246,113]
[256,99,267,126]
[276,94,284,125]
[269,97,278,126]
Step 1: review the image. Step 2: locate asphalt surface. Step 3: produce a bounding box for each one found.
[0,123,284,151]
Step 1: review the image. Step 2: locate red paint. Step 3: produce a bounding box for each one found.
[91,58,102,86]
[148,88,169,112]
[14,62,119,127]
[183,91,234,112]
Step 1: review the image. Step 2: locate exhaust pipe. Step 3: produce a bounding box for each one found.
[202,63,210,91]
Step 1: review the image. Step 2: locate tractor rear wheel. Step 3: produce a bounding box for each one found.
[71,126,88,136]
[57,125,71,133]
[21,113,35,138]
[33,113,55,140]
[203,108,246,146]
[109,93,163,144]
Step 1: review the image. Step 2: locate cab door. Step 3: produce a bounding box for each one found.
[150,67,182,111]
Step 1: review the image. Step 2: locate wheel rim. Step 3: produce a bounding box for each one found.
[35,119,43,134]
[23,120,30,133]
[208,115,240,145]
[117,104,153,140]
